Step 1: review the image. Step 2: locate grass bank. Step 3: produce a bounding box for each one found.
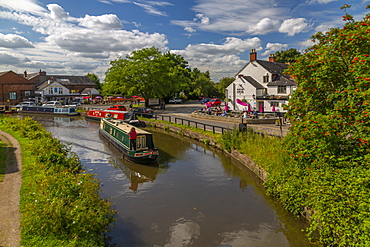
[0,116,116,247]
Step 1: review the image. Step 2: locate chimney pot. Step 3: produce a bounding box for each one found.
[24,71,27,77]
[269,54,276,62]
[250,49,257,62]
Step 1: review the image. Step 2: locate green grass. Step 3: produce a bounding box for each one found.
[0,116,115,247]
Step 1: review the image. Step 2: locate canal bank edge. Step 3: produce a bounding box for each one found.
[143,120,268,182]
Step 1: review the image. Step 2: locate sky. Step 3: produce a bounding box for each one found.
[0,0,368,82]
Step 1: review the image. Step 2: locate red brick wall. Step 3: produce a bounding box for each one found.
[0,71,35,105]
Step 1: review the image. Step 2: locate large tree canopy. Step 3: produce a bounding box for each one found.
[275,48,302,64]
[267,5,370,246]
[103,47,190,105]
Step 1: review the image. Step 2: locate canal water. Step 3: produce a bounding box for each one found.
[29,116,311,247]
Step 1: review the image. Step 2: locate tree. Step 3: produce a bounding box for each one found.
[103,47,191,106]
[86,73,101,90]
[216,77,234,99]
[275,48,302,63]
[189,68,217,98]
[267,5,370,246]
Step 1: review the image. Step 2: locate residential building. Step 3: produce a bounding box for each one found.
[0,70,97,105]
[0,71,36,105]
[225,49,296,114]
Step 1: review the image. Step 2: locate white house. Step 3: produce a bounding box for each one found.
[225,49,296,114]
[37,79,79,102]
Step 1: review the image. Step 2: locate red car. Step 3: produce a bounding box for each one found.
[208,98,221,106]
[107,105,127,111]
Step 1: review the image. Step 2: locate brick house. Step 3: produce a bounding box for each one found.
[0,70,97,105]
[225,49,296,114]
[0,71,36,105]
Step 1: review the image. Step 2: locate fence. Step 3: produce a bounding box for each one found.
[152,114,230,134]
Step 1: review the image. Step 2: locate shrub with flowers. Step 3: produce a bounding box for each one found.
[266,5,370,246]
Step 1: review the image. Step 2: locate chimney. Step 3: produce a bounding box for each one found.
[38,70,47,84]
[24,71,27,77]
[250,49,257,62]
[269,54,276,62]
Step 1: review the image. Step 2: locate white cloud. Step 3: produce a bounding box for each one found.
[315,24,333,33]
[79,14,123,29]
[47,4,69,21]
[184,27,196,33]
[279,18,310,36]
[172,0,293,34]
[262,43,288,56]
[299,39,315,49]
[0,0,45,14]
[0,51,30,65]
[171,37,262,81]
[194,13,210,25]
[307,0,339,3]
[0,33,34,48]
[178,37,261,57]
[133,2,167,16]
[246,18,280,35]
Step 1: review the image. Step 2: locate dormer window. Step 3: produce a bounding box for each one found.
[263,74,269,83]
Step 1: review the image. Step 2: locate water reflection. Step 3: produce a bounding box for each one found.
[110,156,160,192]
[24,115,311,247]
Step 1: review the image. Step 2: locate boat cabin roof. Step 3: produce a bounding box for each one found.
[104,118,151,134]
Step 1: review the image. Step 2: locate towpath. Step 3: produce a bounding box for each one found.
[0,130,22,247]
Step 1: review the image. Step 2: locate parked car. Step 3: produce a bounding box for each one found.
[107,105,127,111]
[65,101,82,107]
[42,101,62,107]
[15,101,37,109]
[200,98,210,104]
[168,97,183,104]
[208,98,222,106]
[133,107,153,117]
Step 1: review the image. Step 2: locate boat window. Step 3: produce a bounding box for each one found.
[114,114,118,118]
[109,127,112,135]
[142,136,145,148]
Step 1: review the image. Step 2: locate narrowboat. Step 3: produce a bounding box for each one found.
[99,118,159,164]
[18,106,80,116]
[86,109,146,127]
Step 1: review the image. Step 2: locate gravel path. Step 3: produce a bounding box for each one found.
[0,130,22,247]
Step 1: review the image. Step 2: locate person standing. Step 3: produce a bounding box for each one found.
[128,127,137,150]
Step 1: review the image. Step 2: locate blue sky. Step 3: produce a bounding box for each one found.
[0,0,368,82]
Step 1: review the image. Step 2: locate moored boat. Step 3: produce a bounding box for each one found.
[99,118,159,164]
[86,109,146,127]
[18,106,80,116]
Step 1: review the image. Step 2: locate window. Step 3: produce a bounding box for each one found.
[58,87,63,94]
[271,102,279,107]
[49,88,53,94]
[263,74,269,83]
[278,86,286,94]
[9,92,16,100]
[54,87,58,93]
[25,91,30,96]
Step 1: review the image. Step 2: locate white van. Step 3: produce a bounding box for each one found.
[42,101,62,107]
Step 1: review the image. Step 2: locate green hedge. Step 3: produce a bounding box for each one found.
[0,116,116,247]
